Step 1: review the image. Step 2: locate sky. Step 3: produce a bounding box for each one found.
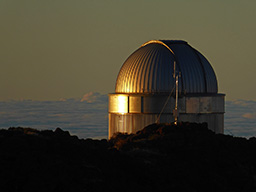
[1,0,256,101]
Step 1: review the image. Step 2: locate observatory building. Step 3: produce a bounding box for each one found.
[109,40,225,138]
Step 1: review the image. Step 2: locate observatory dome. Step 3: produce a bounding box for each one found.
[115,40,218,94]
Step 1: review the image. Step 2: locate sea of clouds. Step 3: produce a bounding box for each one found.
[0,92,255,139]
[225,100,256,137]
[0,92,108,139]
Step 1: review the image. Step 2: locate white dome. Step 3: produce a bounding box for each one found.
[115,40,218,94]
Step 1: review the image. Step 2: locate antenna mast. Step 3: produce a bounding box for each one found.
[173,61,179,125]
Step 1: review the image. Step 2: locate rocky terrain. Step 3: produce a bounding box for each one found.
[0,123,256,192]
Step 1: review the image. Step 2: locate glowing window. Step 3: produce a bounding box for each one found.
[117,95,128,114]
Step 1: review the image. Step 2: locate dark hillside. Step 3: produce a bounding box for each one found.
[0,123,256,192]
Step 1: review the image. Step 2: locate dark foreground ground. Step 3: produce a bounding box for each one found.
[0,123,256,192]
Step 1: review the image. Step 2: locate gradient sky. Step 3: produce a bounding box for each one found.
[1,0,256,101]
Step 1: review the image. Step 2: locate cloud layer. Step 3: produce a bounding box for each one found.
[0,93,255,139]
[0,93,108,139]
[225,100,256,137]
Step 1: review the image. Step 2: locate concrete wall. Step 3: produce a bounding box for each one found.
[108,93,225,138]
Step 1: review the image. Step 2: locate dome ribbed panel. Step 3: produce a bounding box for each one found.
[168,44,206,93]
[196,51,218,93]
[115,44,174,93]
[115,40,218,94]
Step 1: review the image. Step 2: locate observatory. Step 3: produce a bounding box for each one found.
[109,40,225,138]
